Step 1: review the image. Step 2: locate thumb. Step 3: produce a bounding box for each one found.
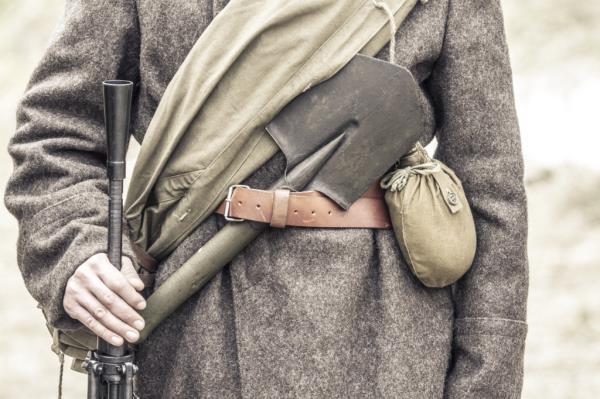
[121,256,145,291]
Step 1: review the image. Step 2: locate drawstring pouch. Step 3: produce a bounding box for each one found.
[380,143,477,287]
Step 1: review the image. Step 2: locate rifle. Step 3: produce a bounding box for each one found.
[83,80,137,399]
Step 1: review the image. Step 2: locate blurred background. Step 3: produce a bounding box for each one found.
[0,0,598,398]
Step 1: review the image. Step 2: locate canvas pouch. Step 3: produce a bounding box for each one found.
[380,143,477,287]
[47,321,96,373]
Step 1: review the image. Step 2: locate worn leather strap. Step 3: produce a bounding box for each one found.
[132,183,391,271]
[270,189,291,228]
[132,242,159,274]
[216,183,391,229]
[130,246,157,289]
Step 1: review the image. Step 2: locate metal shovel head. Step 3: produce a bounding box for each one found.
[265,54,424,209]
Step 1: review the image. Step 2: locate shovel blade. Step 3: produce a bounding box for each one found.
[265,54,424,209]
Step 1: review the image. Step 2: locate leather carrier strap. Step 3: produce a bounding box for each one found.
[216,183,392,229]
[133,182,391,272]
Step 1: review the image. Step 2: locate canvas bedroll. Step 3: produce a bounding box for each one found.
[125,0,424,261]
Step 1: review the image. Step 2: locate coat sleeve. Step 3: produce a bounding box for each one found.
[425,0,529,397]
[4,0,140,330]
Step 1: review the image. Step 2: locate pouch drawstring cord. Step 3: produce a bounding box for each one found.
[371,0,397,63]
[371,0,429,64]
[371,0,432,189]
[380,162,441,192]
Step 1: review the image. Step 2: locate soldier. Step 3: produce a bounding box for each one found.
[5,0,528,398]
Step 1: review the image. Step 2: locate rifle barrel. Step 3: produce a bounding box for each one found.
[101,80,133,358]
[85,80,135,399]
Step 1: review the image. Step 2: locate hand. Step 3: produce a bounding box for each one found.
[63,253,146,346]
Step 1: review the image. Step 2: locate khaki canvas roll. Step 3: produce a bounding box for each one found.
[124,0,424,261]
[380,144,477,288]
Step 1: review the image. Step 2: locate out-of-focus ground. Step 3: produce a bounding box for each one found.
[0,0,598,398]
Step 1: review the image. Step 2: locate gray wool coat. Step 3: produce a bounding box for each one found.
[5,0,529,398]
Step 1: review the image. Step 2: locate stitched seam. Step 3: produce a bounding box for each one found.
[154,196,184,205]
[455,316,527,325]
[456,332,527,338]
[156,167,207,182]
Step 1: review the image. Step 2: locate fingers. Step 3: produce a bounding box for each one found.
[121,257,145,292]
[63,253,147,344]
[64,294,124,346]
[85,274,145,331]
[74,289,141,343]
[94,255,146,311]
[65,274,144,343]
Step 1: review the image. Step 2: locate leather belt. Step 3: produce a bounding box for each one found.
[215,183,392,229]
[132,182,391,273]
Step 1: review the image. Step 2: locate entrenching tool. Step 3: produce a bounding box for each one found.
[266,54,424,208]
[138,54,425,341]
[84,80,137,399]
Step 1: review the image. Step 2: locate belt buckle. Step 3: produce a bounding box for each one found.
[224,184,250,222]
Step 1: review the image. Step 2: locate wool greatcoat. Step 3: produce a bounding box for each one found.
[5,0,529,398]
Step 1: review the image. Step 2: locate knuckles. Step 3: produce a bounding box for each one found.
[72,268,88,283]
[63,299,76,315]
[73,262,96,284]
[103,292,115,305]
[85,316,96,328]
[65,254,141,326]
[94,307,106,319]
[88,252,107,264]
[65,280,78,295]
[110,279,127,292]
[86,253,110,273]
